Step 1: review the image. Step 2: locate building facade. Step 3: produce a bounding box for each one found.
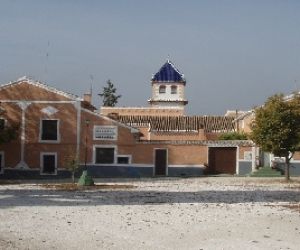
[234,109,300,176]
[101,60,237,142]
[0,77,139,177]
[0,77,256,178]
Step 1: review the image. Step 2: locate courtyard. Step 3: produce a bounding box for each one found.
[0,177,300,250]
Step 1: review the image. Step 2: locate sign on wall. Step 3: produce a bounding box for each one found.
[94,126,118,140]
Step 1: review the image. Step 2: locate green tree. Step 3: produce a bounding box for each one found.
[98,80,121,107]
[0,122,19,144]
[251,93,300,181]
[219,132,248,140]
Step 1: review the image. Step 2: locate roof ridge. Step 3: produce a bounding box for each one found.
[0,77,82,101]
[167,60,184,78]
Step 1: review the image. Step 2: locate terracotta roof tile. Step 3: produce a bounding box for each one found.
[116,115,235,133]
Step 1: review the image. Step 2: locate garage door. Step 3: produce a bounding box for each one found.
[208,147,237,174]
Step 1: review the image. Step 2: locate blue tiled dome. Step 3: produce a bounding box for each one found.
[152,60,185,83]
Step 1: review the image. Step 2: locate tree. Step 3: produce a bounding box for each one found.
[66,157,80,183]
[0,122,19,144]
[98,80,121,107]
[219,132,248,140]
[251,93,300,181]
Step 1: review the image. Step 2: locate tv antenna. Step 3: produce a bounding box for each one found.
[89,74,94,95]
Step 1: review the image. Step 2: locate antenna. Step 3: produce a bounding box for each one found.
[294,79,298,93]
[44,41,50,77]
[89,74,94,95]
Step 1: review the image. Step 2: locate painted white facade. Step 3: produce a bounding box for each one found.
[149,83,187,108]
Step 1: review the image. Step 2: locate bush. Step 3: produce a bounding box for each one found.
[219,132,248,140]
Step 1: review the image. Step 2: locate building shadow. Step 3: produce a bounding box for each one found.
[0,188,299,208]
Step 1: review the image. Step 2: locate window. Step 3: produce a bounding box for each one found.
[95,147,115,164]
[171,85,177,94]
[159,85,166,94]
[41,153,57,175]
[41,120,59,141]
[117,155,130,164]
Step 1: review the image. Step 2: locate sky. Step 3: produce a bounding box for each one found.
[1,0,300,115]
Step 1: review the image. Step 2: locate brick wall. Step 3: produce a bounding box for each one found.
[80,110,138,164]
[0,80,80,170]
[239,146,253,160]
[0,81,71,101]
[1,102,79,169]
[0,102,22,168]
[293,152,300,160]
[149,130,206,141]
[128,143,208,165]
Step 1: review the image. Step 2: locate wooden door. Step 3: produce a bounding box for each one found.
[208,147,236,174]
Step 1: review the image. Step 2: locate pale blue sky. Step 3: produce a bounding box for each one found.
[1,0,300,114]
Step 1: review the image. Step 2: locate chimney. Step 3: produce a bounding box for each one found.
[83,93,92,104]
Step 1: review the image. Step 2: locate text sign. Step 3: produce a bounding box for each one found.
[94,126,117,140]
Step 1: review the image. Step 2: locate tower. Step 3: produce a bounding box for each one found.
[148,60,188,109]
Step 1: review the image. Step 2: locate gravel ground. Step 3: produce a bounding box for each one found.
[0,177,300,250]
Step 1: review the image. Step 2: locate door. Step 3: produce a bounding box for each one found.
[42,154,56,174]
[208,147,236,174]
[154,149,167,176]
[0,154,2,173]
[263,152,271,167]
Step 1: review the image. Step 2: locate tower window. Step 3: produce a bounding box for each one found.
[159,85,166,94]
[171,85,177,94]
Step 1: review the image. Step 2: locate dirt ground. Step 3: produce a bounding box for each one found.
[0,177,300,250]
